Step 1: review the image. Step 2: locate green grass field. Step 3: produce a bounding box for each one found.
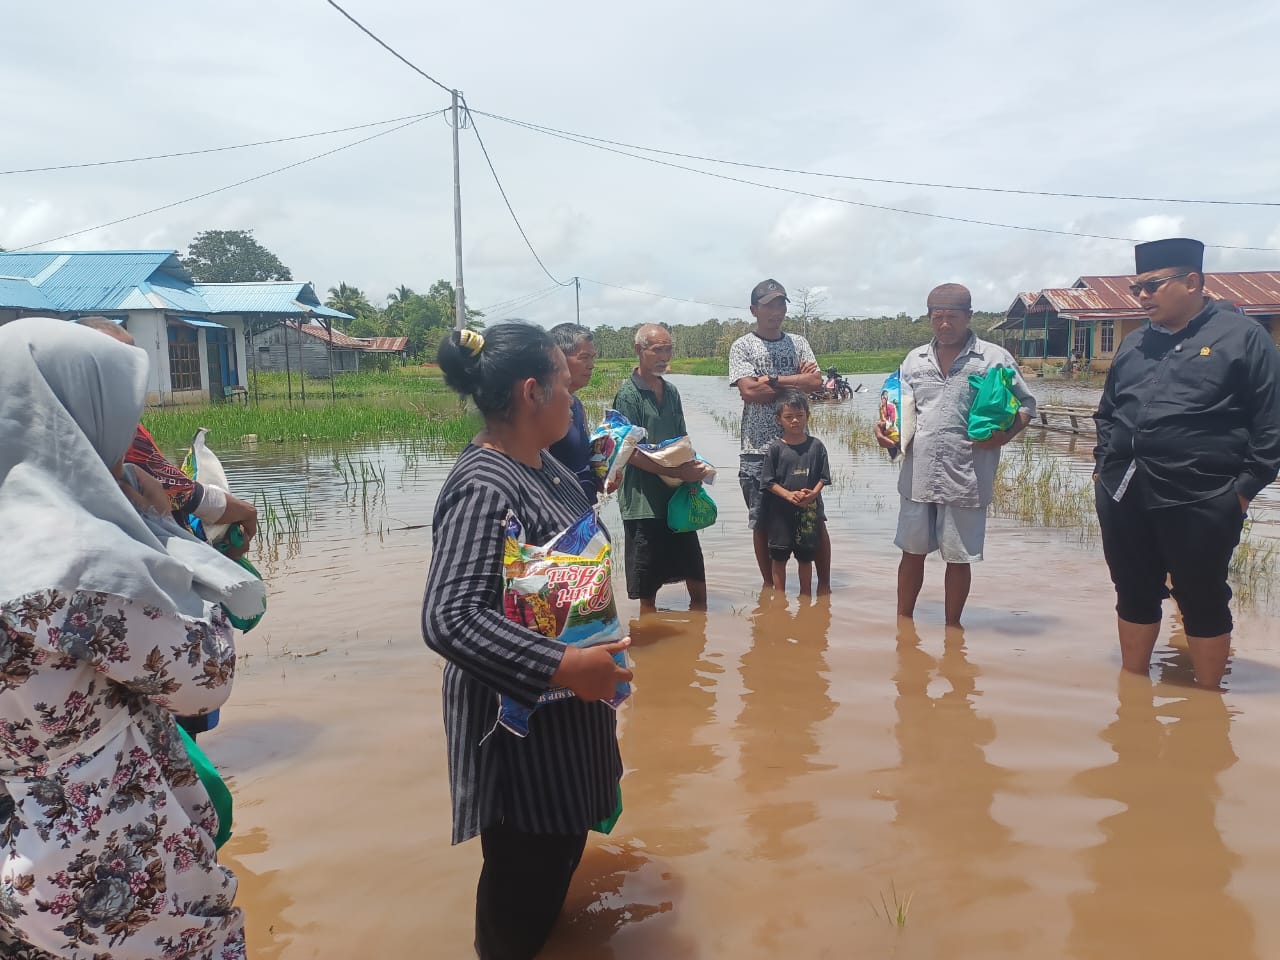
[142,350,905,450]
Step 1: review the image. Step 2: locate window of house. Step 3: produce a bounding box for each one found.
[1099,321,1115,354]
[167,325,201,391]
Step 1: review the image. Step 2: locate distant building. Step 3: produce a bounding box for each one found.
[994,271,1280,371]
[249,321,408,377]
[0,250,355,405]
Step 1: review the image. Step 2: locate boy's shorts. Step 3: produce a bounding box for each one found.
[894,498,987,563]
[768,545,817,564]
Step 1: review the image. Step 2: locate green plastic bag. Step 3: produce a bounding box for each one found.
[967,366,1021,440]
[667,481,717,533]
[215,524,265,632]
[592,784,623,835]
[178,725,233,848]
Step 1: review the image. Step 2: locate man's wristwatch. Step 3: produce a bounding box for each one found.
[767,375,779,389]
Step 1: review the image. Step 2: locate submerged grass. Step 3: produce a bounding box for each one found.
[1231,522,1278,604]
[993,439,1280,604]
[809,403,882,455]
[142,399,479,451]
[868,881,915,929]
[992,441,1097,537]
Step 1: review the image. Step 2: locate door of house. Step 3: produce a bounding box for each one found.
[1073,324,1092,360]
[206,329,231,401]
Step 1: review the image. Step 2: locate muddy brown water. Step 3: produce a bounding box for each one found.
[200,375,1280,959]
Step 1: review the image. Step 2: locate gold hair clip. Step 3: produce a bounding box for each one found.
[460,329,485,357]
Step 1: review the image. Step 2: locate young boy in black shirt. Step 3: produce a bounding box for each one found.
[761,391,832,595]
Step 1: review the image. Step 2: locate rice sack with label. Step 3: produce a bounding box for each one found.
[588,409,646,493]
[498,508,630,737]
[878,369,916,461]
[638,435,719,488]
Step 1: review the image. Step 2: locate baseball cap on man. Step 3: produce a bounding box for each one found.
[751,279,788,306]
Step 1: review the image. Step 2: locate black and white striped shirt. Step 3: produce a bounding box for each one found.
[422,444,622,843]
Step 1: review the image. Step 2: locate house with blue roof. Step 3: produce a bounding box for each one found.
[0,250,356,405]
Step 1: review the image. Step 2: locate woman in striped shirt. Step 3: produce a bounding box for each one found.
[422,324,633,960]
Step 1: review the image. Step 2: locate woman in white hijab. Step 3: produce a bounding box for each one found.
[0,318,265,960]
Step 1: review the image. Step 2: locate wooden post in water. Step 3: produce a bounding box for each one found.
[250,318,259,406]
[297,321,307,407]
[325,318,336,402]
[284,321,293,406]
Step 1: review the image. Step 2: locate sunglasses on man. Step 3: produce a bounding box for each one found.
[1128,272,1191,297]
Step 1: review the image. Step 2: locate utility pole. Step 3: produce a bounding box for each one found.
[451,89,466,331]
[574,276,581,325]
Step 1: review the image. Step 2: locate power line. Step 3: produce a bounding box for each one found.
[476,281,566,314]
[493,284,566,319]
[475,110,1280,209]
[464,101,570,287]
[476,111,1280,252]
[11,114,437,252]
[0,112,438,176]
[324,0,453,95]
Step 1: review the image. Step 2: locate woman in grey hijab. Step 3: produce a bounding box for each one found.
[0,318,264,960]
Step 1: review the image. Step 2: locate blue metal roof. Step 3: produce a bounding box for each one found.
[0,276,56,311]
[194,281,354,320]
[0,251,355,321]
[0,250,197,313]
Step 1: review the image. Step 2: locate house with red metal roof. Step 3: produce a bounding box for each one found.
[249,321,409,378]
[994,271,1280,371]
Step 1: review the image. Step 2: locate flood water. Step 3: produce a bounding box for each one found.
[201,375,1280,959]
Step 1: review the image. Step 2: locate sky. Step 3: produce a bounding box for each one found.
[3,1,1279,328]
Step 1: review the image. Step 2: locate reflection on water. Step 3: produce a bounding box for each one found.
[621,613,719,857]
[1070,676,1256,960]
[552,840,695,960]
[548,613,713,958]
[219,826,300,960]
[736,592,835,861]
[891,623,1029,953]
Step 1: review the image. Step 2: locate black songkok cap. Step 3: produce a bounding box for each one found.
[1134,238,1204,275]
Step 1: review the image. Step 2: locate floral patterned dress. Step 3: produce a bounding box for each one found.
[0,589,244,960]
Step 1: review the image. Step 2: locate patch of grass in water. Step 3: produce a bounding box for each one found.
[142,394,479,451]
[868,881,914,929]
[993,440,1280,605]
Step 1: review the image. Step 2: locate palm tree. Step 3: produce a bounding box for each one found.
[386,284,415,307]
[326,282,374,325]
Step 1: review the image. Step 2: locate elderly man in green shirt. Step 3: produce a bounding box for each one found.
[614,323,713,615]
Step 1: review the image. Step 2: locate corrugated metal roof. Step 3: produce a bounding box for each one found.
[1074,272,1280,313]
[0,250,196,312]
[1031,288,1111,313]
[359,336,409,352]
[285,321,369,349]
[196,281,309,313]
[194,281,354,320]
[0,276,56,311]
[0,250,363,321]
[310,303,355,320]
[1006,271,1280,328]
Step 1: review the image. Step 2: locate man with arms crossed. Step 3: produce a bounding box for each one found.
[729,279,827,590]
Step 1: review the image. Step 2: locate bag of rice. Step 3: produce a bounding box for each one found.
[638,435,719,488]
[878,369,916,461]
[498,508,631,737]
[589,409,646,493]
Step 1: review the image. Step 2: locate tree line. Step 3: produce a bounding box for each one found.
[180,230,1001,361]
